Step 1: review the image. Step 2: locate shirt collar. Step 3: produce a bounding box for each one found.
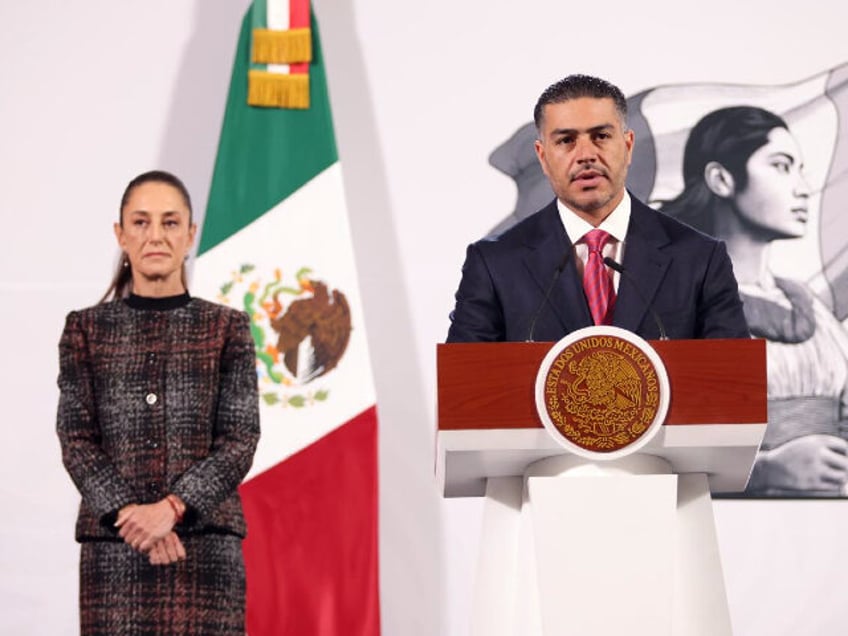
[557,191,631,244]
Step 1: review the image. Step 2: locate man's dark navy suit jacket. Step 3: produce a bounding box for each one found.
[447,196,750,343]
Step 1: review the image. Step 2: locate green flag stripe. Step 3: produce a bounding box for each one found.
[199,8,337,256]
[252,0,267,31]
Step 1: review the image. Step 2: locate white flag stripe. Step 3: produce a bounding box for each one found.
[194,164,376,478]
[266,0,291,75]
[266,0,290,30]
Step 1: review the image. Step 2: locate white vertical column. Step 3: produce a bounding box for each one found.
[673,473,732,636]
[525,455,677,636]
[471,476,524,636]
[470,456,733,636]
[513,493,543,636]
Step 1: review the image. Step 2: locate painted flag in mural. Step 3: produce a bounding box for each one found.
[624,63,848,318]
[192,1,380,633]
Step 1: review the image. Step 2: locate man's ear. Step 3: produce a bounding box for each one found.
[624,128,635,166]
[534,139,550,179]
[704,161,735,198]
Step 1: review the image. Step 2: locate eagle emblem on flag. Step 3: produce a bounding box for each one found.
[218,264,351,408]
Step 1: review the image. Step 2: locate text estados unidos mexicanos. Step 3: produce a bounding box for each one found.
[545,336,658,399]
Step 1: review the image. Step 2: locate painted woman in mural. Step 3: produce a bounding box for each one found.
[660,106,848,496]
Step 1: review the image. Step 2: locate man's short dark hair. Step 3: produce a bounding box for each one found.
[533,74,628,133]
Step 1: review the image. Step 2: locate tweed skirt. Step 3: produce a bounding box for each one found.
[79,534,245,635]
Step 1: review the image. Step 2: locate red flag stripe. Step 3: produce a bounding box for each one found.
[290,0,310,74]
[240,406,380,635]
[290,0,310,29]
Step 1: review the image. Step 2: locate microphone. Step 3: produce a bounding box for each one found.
[526,250,572,342]
[603,257,668,340]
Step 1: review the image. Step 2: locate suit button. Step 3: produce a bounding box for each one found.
[145,393,158,405]
[147,353,156,364]
[147,481,160,494]
[145,439,159,449]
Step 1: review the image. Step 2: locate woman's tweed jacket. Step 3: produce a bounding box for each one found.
[57,294,260,541]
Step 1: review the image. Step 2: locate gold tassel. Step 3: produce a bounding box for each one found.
[252,28,312,65]
[248,70,310,109]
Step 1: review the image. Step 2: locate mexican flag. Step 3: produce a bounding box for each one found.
[192,2,380,633]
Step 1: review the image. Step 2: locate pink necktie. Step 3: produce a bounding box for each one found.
[583,229,615,325]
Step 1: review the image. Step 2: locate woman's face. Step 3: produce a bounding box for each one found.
[114,181,196,292]
[733,126,811,240]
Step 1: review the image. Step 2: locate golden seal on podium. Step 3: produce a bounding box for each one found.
[535,326,670,459]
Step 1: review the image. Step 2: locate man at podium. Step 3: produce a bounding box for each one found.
[446,74,750,343]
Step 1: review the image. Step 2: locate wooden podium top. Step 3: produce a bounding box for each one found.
[437,338,766,431]
[435,338,768,496]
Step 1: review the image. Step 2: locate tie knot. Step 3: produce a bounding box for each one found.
[584,229,610,253]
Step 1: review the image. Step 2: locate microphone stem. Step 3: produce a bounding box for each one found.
[526,251,572,342]
[603,257,668,340]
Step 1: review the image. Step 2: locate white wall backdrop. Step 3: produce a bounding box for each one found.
[3,1,848,634]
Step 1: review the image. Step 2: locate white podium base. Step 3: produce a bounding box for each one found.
[471,455,732,636]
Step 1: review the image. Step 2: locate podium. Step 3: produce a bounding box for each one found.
[436,338,767,636]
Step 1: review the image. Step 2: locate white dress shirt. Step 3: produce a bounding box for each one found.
[557,192,632,292]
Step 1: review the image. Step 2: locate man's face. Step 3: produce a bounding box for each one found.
[534,97,634,224]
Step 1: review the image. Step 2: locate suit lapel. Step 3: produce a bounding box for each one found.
[613,198,671,333]
[522,201,592,334]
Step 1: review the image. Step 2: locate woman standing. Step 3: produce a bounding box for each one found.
[661,106,848,496]
[57,170,260,633]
